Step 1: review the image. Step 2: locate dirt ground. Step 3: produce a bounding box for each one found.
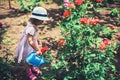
[0,0,120,80]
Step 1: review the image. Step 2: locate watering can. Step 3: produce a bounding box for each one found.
[26,52,48,67]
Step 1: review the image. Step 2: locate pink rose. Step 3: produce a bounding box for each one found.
[63,0,69,3]
[64,3,70,7]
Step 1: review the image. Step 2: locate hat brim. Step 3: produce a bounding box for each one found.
[30,15,49,21]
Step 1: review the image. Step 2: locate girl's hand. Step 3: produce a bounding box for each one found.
[36,49,42,55]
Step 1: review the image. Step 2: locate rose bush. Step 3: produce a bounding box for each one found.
[41,0,119,80]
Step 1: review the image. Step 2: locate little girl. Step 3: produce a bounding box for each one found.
[15,7,49,80]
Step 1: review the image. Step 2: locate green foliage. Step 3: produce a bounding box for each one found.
[110,8,120,17]
[0,52,14,80]
[18,0,37,11]
[100,26,117,38]
[18,0,52,11]
[90,0,108,8]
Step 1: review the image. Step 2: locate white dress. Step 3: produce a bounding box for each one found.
[15,22,38,63]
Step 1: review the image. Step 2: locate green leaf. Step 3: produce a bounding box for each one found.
[111,65,116,71]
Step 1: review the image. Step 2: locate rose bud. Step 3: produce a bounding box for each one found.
[58,39,65,46]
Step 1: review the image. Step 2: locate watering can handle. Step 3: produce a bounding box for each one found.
[36,50,42,55]
[36,53,42,58]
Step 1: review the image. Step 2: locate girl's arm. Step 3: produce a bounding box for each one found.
[28,34,41,55]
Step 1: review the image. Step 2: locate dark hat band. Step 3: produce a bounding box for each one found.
[32,13,47,17]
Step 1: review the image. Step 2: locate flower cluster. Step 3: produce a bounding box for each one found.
[63,0,82,7]
[63,0,83,18]
[80,18,100,25]
[63,0,75,9]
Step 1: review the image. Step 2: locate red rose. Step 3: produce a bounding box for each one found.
[110,26,115,30]
[0,22,3,27]
[95,0,103,3]
[89,18,100,25]
[58,39,65,46]
[41,46,49,54]
[103,39,109,45]
[80,18,88,24]
[100,41,106,50]
[75,0,83,6]
[63,10,71,18]
[89,19,96,25]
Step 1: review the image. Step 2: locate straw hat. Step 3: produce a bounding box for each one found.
[30,7,49,21]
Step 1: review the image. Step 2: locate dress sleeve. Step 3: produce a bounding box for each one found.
[26,26,35,36]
